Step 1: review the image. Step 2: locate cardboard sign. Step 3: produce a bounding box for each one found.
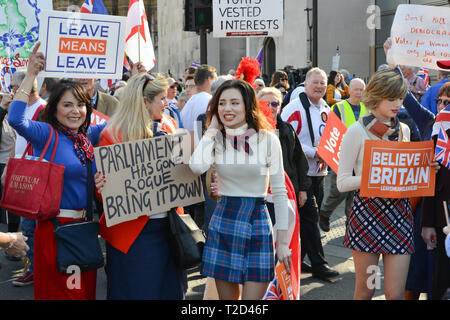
[317,112,347,173]
[360,140,435,198]
[0,1,52,91]
[388,4,450,70]
[94,133,204,227]
[38,10,127,79]
[275,263,293,300]
[90,109,110,126]
[212,0,283,38]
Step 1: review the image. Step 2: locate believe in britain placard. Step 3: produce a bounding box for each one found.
[37,10,127,79]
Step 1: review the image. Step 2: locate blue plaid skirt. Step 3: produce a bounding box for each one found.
[201,196,275,284]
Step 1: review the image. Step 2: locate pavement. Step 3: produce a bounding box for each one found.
[0,200,426,300]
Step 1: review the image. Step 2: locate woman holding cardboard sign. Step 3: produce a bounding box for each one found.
[337,69,415,300]
[189,79,291,300]
[8,42,107,300]
[95,71,187,300]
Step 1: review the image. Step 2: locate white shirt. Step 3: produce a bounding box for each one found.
[180,91,211,131]
[289,83,305,102]
[189,123,289,230]
[281,96,330,176]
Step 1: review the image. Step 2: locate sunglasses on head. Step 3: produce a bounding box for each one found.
[143,73,155,93]
[435,98,450,107]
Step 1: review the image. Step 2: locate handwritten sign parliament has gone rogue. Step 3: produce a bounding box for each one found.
[388,4,450,70]
[38,10,127,79]
[212,0,283,38]
[94,134,204,227]
[360,140,435,199]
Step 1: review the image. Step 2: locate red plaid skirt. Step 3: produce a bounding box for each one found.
[344,191,414,255]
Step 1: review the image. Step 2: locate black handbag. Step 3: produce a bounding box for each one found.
[52,161,104,274]
[168,208,205,270]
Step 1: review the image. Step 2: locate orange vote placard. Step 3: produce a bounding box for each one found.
[360,140,435,198]
[275,262,294,300]
[317,111,347,173]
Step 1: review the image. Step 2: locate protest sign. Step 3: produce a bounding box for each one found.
[0,0,52,91]
[388,4,450,70]
[360,140,435,198]
[38,10,127,79]
[317,112,347,173]
[275,263,293,300]
[90,109,110,126]
[212,0,283,38]
[94,133,204,227]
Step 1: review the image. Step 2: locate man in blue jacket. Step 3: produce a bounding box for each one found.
[421,69,450,115]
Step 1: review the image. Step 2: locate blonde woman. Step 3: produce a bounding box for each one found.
[337,69,417,300]
[95,73,186,300]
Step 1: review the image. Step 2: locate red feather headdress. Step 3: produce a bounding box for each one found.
[235,57,261,87]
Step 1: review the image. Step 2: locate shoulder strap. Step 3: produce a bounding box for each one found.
[421,118,435,141]
[299,92,316,146]
[86,160,93,221]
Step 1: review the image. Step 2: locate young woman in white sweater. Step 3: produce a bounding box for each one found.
[337,69,418,300]
[189,79,291,300]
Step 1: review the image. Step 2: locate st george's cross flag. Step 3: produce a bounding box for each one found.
[263,172,300,300]
[125,0,156,71]
[435,124,450,169]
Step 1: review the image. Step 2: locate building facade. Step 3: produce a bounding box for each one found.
[52,0,450,82]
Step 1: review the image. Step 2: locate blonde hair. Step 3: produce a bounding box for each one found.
[105,73,169,142]
[257,87,282,103]
[362,69,408,111]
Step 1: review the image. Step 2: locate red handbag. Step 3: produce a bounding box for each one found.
[0,127,65,220]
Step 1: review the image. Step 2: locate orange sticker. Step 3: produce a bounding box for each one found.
[317,112,347,173]
[59,37,107,55]
[360,140,436,198]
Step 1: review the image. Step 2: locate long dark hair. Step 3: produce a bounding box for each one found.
[328,70,342,86]
[206,79,272,132]
[40,80,92,134]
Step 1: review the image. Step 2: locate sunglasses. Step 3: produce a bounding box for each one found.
[143,73,155,93]
[280,77,287,81]
[269,101,280,108]
[435,98,450,107]
[170,84,177,89]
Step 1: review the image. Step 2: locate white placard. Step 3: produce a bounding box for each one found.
[388,4,450,70]
[212,0,283,38]
[38,10,127,79]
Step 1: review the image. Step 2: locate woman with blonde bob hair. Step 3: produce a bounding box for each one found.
[95,72,187,300]
[190,79,291,300]
[336,69,433,300]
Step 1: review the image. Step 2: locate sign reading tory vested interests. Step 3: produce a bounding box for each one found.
[212,0,283,38]
[94,133,204,227]
[360,140,435,198]
[38,10,127,79]
[388,4,450,70]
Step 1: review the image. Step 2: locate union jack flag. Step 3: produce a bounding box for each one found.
[432,104,450,136]
[80,0,108,14]
[417,67,429,87]
[435,124,450,169]
[262,277,283,300]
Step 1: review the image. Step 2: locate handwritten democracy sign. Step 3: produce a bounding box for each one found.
[317,112,347,173]
[212,0,283,38]
[0,0,52,91]
[388,4,450,70]
[94,133,204,227]
[360,140,435,198]
[38,10,127,79]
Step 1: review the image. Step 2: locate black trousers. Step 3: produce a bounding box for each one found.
[300,176,328,268]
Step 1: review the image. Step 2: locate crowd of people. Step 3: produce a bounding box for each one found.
[0,36,449,301]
